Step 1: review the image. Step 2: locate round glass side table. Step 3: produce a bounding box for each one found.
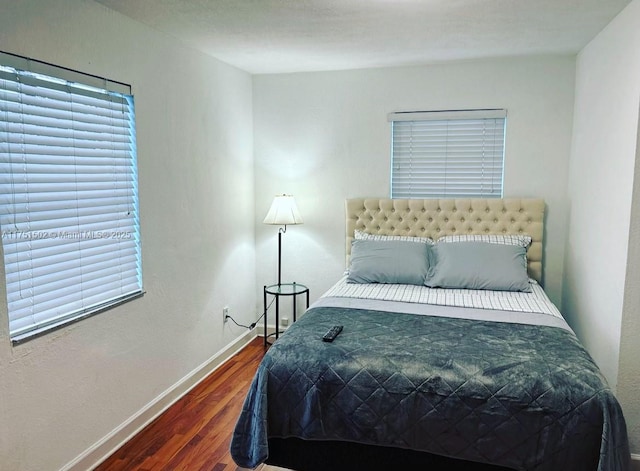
[263,282,309,347]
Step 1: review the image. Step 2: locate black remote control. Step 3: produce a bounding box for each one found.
[322,325,343,342]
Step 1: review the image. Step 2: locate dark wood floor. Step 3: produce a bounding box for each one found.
[95,337,286,471]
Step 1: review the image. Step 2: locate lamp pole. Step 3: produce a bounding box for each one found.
[278,226,286,286]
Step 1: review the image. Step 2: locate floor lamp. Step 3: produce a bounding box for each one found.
[263,194,303,286]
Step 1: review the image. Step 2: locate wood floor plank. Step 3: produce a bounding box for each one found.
[94,337,281,471]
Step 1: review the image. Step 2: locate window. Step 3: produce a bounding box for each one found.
[390,109,506,198]
[0,55,143,343]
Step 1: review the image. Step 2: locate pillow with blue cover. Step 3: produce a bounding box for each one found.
[426,241,531,292]
[347,239,430,285]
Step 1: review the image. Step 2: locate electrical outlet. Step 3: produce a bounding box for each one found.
[223,306,229,323]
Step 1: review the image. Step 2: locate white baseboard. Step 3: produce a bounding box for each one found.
[632,453,640,470]
[60,329,256,471]
[257,323,288,339]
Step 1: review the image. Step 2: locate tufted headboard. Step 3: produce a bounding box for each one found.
[346,198,545,284]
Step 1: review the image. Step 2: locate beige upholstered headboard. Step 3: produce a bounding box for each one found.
[346,198,545,284]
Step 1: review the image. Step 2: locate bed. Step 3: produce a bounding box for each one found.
[231,198,630,471]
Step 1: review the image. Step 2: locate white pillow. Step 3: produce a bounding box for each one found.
[437,233,532,248]
[354,229,434,245]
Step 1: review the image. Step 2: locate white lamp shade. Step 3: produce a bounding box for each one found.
[263,195,304,225]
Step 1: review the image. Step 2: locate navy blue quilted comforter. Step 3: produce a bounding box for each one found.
[231,306,630,470]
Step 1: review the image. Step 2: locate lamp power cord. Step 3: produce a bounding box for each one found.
[225,296,274,330]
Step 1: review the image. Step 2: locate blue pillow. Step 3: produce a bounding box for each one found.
[347,239,430,285]
[426,241,531,292]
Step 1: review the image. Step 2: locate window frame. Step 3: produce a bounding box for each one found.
[0,52,143,344]
[389,109,507,199]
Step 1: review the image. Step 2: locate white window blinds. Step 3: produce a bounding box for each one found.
[0,63,143,343]
[390,109,506,199]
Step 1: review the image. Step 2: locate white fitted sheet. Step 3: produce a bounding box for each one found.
[316,276,572,332]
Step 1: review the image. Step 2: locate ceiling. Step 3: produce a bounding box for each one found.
[95,0,631,75]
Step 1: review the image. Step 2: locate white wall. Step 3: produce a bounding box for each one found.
[253,56,576,313]
[565,0,640,452]
[620,112,640,458]
[0,1,256,470]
